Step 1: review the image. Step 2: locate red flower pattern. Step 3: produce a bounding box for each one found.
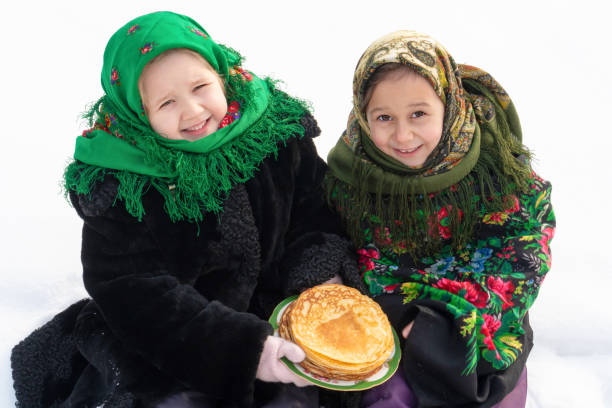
[429,205,462,239]
[504,195,520,213]
[481,314,501,359]
[484,212,507,225]
[538,226,555,268]
[357,248,380,275]
[218,101,241,129]
[187,26,208,38]
[496,245,517,261]
[487,276,515,310]
[127,24,141,35]
[384,283,400,293]
[435,278,489,308]
[230,66,253,81]
[110,68,119,86]
[374,226,392,246]
[140,42,154,54]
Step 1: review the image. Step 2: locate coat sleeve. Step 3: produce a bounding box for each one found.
[246,113,362,299]
[71,181,272,404]
[283,114,364,293]
[372,176,555,407]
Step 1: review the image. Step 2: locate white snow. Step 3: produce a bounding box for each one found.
[1,1,610,407]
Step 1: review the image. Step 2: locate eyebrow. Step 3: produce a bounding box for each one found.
[369,102,431,114]
[189,77,207,86]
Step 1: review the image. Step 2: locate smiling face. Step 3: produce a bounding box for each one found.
[365,68,444,168]
[139,49,227,141]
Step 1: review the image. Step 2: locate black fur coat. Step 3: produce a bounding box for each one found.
[11,115,363,408]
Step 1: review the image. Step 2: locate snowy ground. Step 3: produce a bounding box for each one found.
[1,1,611,407]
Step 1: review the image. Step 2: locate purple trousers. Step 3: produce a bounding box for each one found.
[360,367,527,408]
[154,386,319,408]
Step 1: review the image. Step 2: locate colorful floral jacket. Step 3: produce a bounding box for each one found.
[356,174,554,406]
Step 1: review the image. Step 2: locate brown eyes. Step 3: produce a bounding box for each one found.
[376,112,426,121]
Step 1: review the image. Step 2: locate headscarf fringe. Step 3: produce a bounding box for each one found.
[65,78,308,223]
[325,137,531,259]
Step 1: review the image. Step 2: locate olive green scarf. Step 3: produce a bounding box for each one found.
[326,31,532,256]
[65,11,308,222]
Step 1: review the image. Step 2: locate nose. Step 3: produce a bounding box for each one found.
[393,120,414,143]
[182,97,206,120]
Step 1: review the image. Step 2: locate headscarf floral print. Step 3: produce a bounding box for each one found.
[349,30,477,175]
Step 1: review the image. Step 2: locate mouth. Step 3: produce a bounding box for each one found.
[182,118,210,138]
[394,145,421,155]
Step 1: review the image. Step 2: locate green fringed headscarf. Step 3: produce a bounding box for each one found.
[326,31,532,256]
[65,11,308,221]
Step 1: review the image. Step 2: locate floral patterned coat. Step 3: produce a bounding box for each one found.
[355,174,555,407]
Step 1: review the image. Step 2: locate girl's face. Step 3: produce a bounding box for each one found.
[139,49,227,142]
[365,71,444,168]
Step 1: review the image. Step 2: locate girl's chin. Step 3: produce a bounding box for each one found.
[390,151,426,168]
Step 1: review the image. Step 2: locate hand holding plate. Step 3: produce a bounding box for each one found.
[255,335,312,387]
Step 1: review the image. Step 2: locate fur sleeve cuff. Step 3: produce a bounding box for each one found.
[284,233,366,295]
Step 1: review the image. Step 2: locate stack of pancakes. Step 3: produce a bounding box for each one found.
[278,284,394,381]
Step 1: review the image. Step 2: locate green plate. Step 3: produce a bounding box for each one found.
[268,295,401,391]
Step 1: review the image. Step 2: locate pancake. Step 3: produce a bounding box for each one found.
[278,284,394,381]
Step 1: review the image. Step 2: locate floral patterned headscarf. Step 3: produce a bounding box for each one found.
[351,30,477,176]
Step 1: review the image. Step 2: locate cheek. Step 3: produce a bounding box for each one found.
[219,96,228,115]
[200,86,227,118]
[368,127,389,150]
[218,76,227,97]
[147,111,173,135]
[215,86,228,114]
[429,128,443,145]
[366,117,380,138]
[426,119,444,145]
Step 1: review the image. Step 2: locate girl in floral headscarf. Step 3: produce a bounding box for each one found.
[11,11,361,408]
[326,31,555,407]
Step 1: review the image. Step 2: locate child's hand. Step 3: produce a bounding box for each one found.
[402,321,415,339]
[256,336,312,387]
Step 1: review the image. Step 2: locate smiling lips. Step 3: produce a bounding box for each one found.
[395,145,421,154]
[182,118,210,137]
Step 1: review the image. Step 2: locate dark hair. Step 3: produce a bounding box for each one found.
[361,63,417,112]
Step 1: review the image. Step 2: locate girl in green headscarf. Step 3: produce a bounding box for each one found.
[326,31,555,407]
[11,11,361,408]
